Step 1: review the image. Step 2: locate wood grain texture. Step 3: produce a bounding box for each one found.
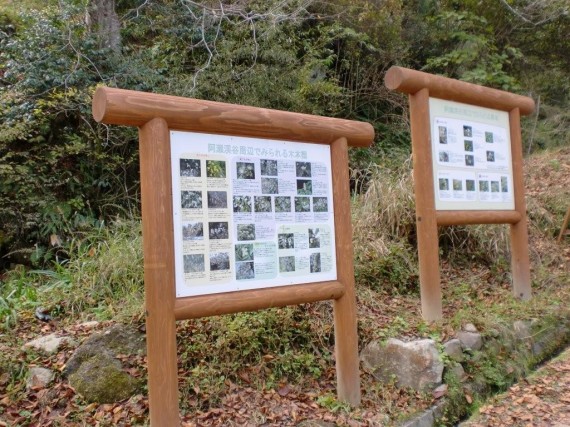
[508,109,532,300]
[93,87,374,147]
[139,118,180,426]
[436,210,522,226]
[174,281,345,320]
[385,66,535,116]
[409,89,443,322]
[330,137,361,406]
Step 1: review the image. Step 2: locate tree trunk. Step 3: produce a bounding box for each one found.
[87,0,121,53]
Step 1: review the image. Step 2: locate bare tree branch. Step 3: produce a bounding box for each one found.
[499,0,569,26]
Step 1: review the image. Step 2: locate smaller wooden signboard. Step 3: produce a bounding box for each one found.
[385,66,535,321]
[93,87,374,424]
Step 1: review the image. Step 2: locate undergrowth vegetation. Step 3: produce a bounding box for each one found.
[0,147,568,424]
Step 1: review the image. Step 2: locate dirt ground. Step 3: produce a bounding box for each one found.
[463,346,570,427]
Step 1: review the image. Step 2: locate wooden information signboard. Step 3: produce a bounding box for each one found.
[92,87,374,424]
[385,66,535,321]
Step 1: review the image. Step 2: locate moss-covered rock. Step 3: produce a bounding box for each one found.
[68,353,141,403]
[64,324,145,377]
[64,324,145,403]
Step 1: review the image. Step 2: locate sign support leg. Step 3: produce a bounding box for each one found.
[139,118,180,426]
[410,89,442,322]
[331,137,361,406]
[509,109,532,300]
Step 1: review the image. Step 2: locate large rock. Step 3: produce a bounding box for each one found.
[65,324,145,403]
[360,339,443,391]
[23,333,76,354]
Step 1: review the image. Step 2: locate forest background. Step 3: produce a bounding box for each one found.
[1,0,569,265]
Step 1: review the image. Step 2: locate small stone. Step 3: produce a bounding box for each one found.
[77,321,100,330]
[432,384,448,399]
[457,331,483,351]
[26,367,54,390]
[443,339,463,362]
[464,323,478,333]
[513,320,531,340]
[401,408,434,427]
[23,334,76,354]
[449,362,466,380]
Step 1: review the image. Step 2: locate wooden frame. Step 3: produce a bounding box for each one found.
[385,66,535,321]
[93,87,374,424]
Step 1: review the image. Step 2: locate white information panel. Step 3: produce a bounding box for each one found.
[429,98,515,211]
[170,131,338,298]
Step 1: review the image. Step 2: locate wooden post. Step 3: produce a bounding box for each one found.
[558,207,570,243]
[139,118,180,426]
[509,109,532,300]
[331,137,361,406]
[409,88,442,322]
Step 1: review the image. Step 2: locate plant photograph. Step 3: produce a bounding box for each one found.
[236,261,255,280]
[210,252,230,271]
[254,196,272,212]
[297,179,312,195]
[261,177,279,194]
[183,254,205,273]
[274,196,292,213]
[310,253,321,273]
[260,159,278,176]
[181,191,203,209]
[182,222,204,241]
[237,224,256,241]
[313,197,328,212]
[278,233,294,249]
[235,243,254,262]
[207,191,228,209]
[278,256,295,272]
[295,197,311,212]
[296,162,311,177]
[236,162,255,179]
[180,159,201,177]
[206,160,226,178]
[208,222,229,240]
[233,195,252,213]
[308,228,320,248]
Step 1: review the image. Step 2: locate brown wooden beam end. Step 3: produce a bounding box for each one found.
[93,86,374,147]
[385,66,535,116]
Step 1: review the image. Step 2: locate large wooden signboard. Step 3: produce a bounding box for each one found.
[385,66,534,321]
[170,132,338,298]
[92,87,374,424]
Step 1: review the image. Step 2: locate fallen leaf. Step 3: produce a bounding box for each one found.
[432,384,448,399]
[278,384,291,397]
